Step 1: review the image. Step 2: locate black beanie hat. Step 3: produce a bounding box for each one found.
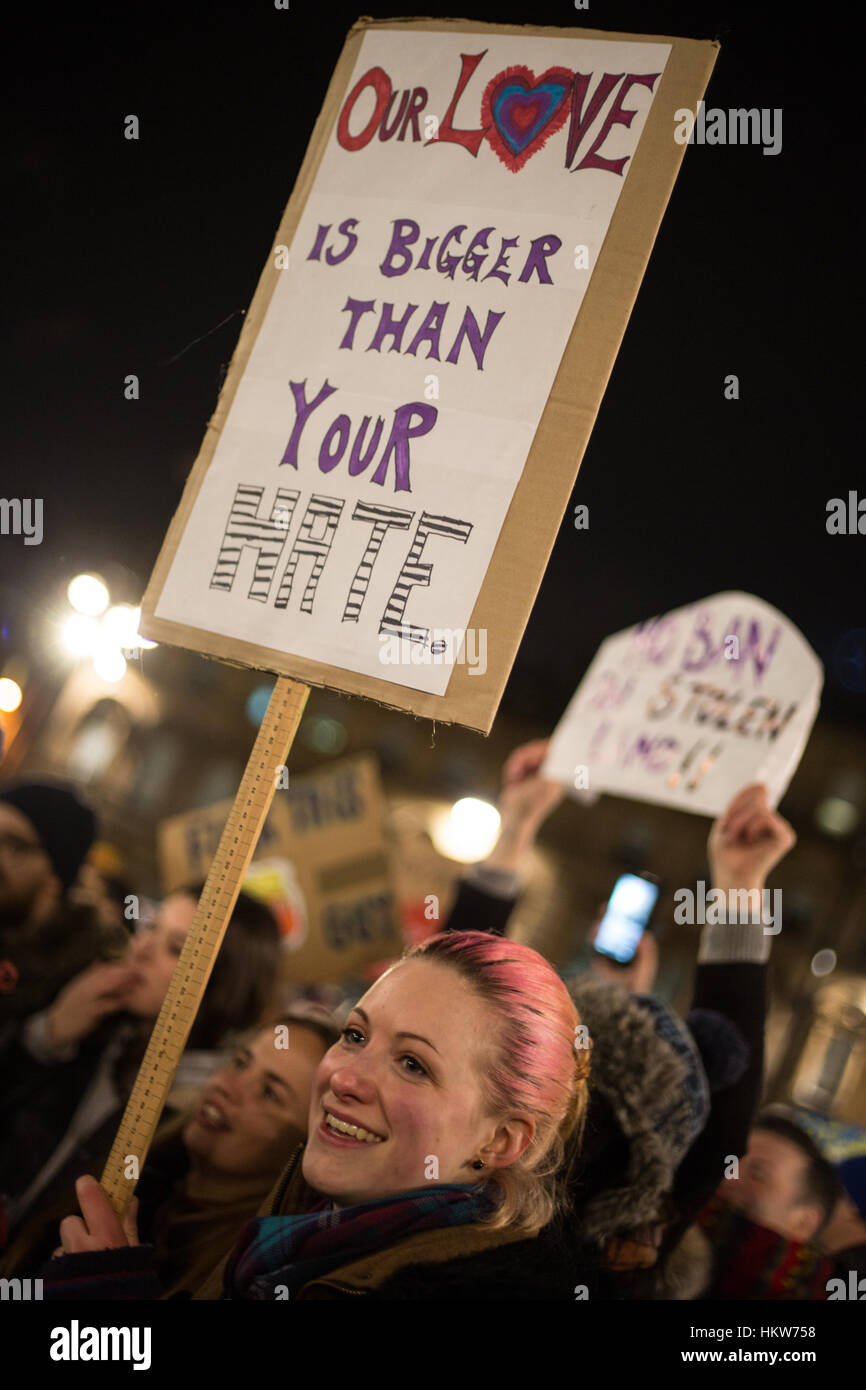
[0,781,97,890]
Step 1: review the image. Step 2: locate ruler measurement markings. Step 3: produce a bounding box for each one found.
[100,676,309,1213]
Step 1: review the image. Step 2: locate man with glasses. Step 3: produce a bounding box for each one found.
[0,781,114,1026]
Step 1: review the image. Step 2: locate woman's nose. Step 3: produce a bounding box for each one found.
[217,1068,248,1106]
[329,1059,378,1101]
[130,934,151,961]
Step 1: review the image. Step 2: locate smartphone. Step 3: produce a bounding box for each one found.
[593,872,660,965]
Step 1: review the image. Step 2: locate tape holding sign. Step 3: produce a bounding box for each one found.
[157,754,402,983]
[544,592,824,818]
[141,16,718,733]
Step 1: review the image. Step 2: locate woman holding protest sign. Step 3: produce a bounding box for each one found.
[41,929,594,1299]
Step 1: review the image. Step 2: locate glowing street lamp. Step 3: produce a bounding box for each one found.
[430,797,501,863]
[62,613,100,658]
[67,574,109,617]
[60,580,158,684]
[92,645,127,683]
[103,605,157,653]
[0,678,22,713]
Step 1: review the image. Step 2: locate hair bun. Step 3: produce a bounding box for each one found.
[573,1037,592,1084]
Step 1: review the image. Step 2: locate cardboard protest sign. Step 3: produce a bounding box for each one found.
[157,754,402,982]
[141,16,717,733]
[543,592,823,818]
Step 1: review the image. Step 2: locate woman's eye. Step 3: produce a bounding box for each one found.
[263,1084,278,1101]
[400,1055,427,1078]
[341,1026,364,1045]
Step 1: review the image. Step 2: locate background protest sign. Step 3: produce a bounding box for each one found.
[141,16,717,733]
[543,592,824,818]
[158,753,402,982]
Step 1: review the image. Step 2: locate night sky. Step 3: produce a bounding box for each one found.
[2,0,861,731]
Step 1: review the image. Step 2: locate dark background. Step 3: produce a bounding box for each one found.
[2,0,861,729]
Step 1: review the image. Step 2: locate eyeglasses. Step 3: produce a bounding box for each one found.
[0,832,48,861]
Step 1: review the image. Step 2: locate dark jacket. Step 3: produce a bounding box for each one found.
[0,1008,151,1211]
[0,901,129,1204]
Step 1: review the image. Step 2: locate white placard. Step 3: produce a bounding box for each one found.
[544,592,823,817]
[154,29,671,694]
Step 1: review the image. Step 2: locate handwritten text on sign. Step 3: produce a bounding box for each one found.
[154,31,670,695]
[543,593,823,818]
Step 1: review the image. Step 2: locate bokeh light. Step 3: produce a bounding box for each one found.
[430,797,501,863]
[0,678,22,713]
[62,614,100,657]
[67,574,109,617]
[93,646,127,683]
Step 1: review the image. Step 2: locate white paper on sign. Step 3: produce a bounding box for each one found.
[543,592,823,818]
[153,29,671,695]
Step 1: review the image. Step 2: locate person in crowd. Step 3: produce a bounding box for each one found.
[73,844,137,935]
[694,1114,840,1298]
[0,781,128,1028]
[0,883,282,1240]
[821,1154,866,1278]
[443,740,797,1296]
[41,929,594,1299]
[713,1113,841,1241]
[0,1006,339,1292]
[37,743,799,1301]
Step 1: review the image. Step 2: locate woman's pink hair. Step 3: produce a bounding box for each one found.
[401,930,589,1233]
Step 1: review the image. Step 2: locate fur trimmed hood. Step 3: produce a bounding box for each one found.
[565,979,711,1249]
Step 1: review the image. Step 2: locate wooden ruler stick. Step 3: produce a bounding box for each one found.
[100,675,309,1214]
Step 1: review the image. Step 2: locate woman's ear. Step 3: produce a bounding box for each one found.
[481,1116,535,1169]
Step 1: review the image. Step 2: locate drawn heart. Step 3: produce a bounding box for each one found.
[481,65,574,173]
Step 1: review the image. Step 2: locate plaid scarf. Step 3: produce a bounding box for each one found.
[697,1193,835,1300]
[224,1184,490,1299]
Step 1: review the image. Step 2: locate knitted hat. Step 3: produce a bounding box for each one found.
[565,979,748,1250]
[837,1155,866,1221]
[0,781,97,890]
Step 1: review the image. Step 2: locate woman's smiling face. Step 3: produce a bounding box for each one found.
[302,958,532,1206]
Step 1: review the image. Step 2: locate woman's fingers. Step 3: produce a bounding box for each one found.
[58,1215,90,1254]
[74,1175,129,1248]
[121,1195,141,1246]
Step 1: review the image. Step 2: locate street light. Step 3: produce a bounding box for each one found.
[93,646,127,683]
[430,797,501,863]
[0,678,22,713]
[67,574,109,617]
[62,614,100,658]
[60,582,157,682]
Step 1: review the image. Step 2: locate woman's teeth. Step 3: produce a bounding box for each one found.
[325,1111,383,1144]
[201,1102,229,1130]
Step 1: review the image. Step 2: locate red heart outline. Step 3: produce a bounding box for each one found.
[480,64,574,173]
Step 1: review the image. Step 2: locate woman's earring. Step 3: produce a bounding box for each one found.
[472,1159,485,1170]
